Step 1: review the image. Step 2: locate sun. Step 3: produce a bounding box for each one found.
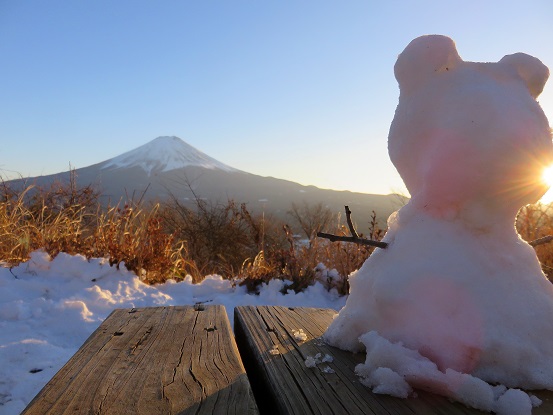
[540,165,553,203]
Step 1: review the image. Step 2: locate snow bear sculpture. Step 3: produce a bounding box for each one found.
[324,35,553,404]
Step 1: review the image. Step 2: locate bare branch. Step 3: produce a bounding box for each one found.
[317,206,388,249]
[317,232,388,248]
[529,235,553,247]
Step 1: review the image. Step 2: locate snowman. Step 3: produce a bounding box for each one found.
[324,35,553,410]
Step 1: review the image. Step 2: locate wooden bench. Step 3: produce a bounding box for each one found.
[23,304,553,414]
[22,305,258,415]
[234,306,553,415]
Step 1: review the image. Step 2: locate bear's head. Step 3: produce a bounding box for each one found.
[388,35,552,223]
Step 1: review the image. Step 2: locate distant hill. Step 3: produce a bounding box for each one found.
[6,136,406,229]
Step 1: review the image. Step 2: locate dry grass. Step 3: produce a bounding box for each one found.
[4,175,553,292]
[0,178,191,284]
[87,203,193,284]
[0,177,389,293]
[238,211,384,295]
[516,202,553,280]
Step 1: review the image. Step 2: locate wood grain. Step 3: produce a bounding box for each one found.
[234,305,553,415]
[23,305,258,415]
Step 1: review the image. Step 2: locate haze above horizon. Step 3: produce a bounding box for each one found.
[1,1,552,197]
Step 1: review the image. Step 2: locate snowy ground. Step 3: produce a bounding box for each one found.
[0,250,346,415]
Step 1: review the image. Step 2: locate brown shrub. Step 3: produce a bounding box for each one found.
[517,202,553,280]
[88,202,193,284]
[239,210,385,295]
[0,178,192,284]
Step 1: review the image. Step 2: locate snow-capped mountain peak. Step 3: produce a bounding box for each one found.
[100,136,236,175]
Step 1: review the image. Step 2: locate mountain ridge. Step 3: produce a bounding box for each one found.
[7,136,406,226]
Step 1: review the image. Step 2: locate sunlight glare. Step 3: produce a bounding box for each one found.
[540,165,553,203]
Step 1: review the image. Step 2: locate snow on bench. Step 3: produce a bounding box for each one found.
[22,305,258,415]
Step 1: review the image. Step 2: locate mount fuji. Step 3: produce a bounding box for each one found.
[9,136,404,224]
[100,136,237,175]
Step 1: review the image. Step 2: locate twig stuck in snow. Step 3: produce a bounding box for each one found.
[345,205,359,239]
[317,206,388,249]
[9,267,19,279]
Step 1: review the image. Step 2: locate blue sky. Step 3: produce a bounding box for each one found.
[1,0,552,196]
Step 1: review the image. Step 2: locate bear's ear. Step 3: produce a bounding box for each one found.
[499,53,549,98]
[394,35,462,94]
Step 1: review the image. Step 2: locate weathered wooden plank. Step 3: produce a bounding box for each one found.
[235,306,553,415]
[23,305,258,415]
